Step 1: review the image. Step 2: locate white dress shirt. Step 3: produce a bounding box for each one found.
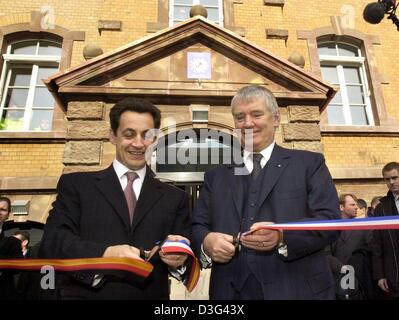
[200,142,276,267]
[243,141,275,174]
[394,193,399,214]
[92,160,146,288]
[112,159,186,278]
[112,159,146,199]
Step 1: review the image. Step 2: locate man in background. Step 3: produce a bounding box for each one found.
[373,162,399,298]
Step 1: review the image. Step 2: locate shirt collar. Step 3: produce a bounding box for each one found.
[243,142,275,164]
[112,159,146,182]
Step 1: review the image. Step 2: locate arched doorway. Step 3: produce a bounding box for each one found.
[151,128,241,213]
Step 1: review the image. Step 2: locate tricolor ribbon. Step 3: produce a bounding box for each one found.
[0,257,153,277]
[0,240,201,292]
[161,239,201,293]
[243,215,399,235]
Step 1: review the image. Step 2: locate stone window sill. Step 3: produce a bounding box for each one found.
[0,131,66,140]
[320,125,399,136]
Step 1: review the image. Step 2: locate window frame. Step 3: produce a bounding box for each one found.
[0,39,61,132]
[169,0,224,27]
[318,41,374,126]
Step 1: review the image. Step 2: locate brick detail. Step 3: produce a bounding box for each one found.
[63,165,106,174]
[67,121,109,140]
[266,29,288,40]
[293,141,323,153]
[282,123,321,141]
[264,0,285,6]
[63,141,102,165]
[98,20,122,32]
[288,106,320,123]
[67,102,104,120]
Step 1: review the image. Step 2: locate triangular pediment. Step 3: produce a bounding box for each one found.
[46,16,335,109]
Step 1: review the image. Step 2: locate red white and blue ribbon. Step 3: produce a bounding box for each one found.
[161,239,195,256]
[161,239,201,293]
[243,215,399,235]
[0,240,201,293]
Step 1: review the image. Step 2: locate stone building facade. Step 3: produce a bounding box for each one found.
[0,0,398,270]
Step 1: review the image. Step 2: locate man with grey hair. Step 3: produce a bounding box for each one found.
[192,85,340,299]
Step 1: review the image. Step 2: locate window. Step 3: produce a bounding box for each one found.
[318,42,374,126]
[169,0,224,26]
[0,40,61,131]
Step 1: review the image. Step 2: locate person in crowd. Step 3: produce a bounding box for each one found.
[372,162,399,299]
[368,196,382,217]
[327,194,374,300]
[192,85,340,300]
[40,97,192,299]
[0,197,23,300]
[356,198,368,218]
[13,230,30,257]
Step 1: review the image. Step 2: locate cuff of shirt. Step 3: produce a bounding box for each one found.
[92,274,104,287]
[169,265,187,282]
[200,243,212,269]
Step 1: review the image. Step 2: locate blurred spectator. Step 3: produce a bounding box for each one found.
[356,199,368,219]
[327,194,375,300]
[0,236,23,300]
[13,230,30,257]
[0,196,11,240]
[372,162,399,299]
[368,196,382,217]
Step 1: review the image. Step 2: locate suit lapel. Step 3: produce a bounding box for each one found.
[131,168,164,232]
[95,165,131,229]
[257,145,291,207]
[227,163,247,220]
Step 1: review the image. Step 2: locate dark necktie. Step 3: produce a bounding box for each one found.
[124,172,139,224]
[252,153,263,180]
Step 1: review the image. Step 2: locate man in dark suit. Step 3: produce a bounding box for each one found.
[13,230,30,257]
[40,98,191,299]
[192,85,340,300]
[328,194,374,300]
[0,197,23,300]
[372,161,399,298]
[0,196,11,240]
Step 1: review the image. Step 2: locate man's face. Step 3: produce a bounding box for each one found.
[340,196,358,219]
[0,200,10,223]
[232,98,280,152]
[383,169,399,195]
[109,111,157,171]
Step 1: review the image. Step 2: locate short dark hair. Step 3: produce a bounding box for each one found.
[109,97,161,134]
[357,199,368,210]
[339,193,358,206]
[371,196,382,208]
[382,162,399,175]
[0,196,11,213]
[13,230,30,244]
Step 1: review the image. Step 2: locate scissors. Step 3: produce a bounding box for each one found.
[140,237,169,261]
